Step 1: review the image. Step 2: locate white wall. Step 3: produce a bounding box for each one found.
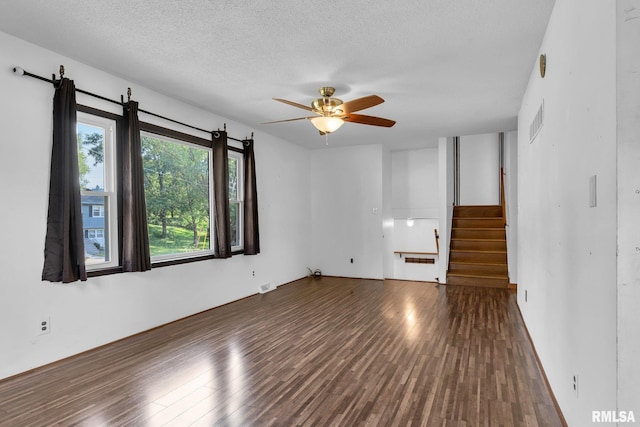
[503,131,518,284]
[459,133,500,205]
[438,137,455,283]
[517,1,617,425]
[388,148,439,281]
[381,147,394,279]
[616,0,640,413]
[310,145,384,279]
[391,148,439,220]
[0,31,311,380]
[391,218,439,282]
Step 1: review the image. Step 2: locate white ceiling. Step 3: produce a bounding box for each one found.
[0,0,554,150]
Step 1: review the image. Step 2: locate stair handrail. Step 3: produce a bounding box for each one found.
[500,168,506,226]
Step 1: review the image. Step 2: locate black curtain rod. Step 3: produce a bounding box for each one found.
[12,66,250,143]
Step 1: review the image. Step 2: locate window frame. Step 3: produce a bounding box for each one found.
[91,205,105,218]
[84,229,105,239]
[228,147,244,252]
[77,109,119,271]
[74,106,247,275]
[139,121,217,264]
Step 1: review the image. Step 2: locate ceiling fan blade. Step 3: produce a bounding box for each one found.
[261,116,315,124]
[273,98,314,112]
[343,113,396,127]
[339,95,384,114]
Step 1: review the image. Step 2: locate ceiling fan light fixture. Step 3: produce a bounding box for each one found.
[310,116,345,133]
[266,87,394,134]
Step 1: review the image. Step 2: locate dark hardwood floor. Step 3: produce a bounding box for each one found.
[0,277,563,426]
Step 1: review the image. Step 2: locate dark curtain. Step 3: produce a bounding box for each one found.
[121,101,151,272]
[42,78,87,283]
[213,131,232,258]
[243,139,260,255]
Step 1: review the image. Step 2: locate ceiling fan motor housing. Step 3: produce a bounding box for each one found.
[312,97,343,115]
[318,86,335,97]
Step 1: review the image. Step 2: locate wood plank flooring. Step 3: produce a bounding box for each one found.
[0,277,563,426]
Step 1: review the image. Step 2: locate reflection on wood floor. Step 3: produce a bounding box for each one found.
[0,277,563,426]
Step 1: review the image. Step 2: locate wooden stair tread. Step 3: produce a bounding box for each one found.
[451,238,505,242]
[453,216,503,220]
[450,249,506,254]
[447,273,509,279]
[449,261,507,266]
[454,206,502,210]
[452,227,506,231]
[453,205,503,217]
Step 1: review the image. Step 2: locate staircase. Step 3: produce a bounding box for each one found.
[447,205,508,288]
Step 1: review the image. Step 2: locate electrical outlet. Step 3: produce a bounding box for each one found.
[39,317,51,335]
[252,270,255,277]
[572,374,579,398]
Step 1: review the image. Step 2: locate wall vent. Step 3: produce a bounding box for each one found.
[529,99,544,143]
[259,282,275,294]
[405,257,435,264]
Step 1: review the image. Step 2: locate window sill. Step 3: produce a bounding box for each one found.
[87,266,124,278]
[85,250,246,277]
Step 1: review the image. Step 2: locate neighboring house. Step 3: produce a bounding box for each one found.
[81,191,105,256]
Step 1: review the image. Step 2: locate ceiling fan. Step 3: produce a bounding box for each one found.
[263,87,396,135]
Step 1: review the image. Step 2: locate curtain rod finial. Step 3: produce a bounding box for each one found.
[127,87,131,102]
[224,123,227,131]
[251,132,254,139]
[59,65,64,79]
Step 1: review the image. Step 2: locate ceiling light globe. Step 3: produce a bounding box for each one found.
[310,117,345,134]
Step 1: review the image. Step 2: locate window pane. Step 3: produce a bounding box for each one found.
[230,202,239,248]
[142,134,211,258]
[82,196,108,265]
[228,152,242,251]
[77,123,105,192]
[228,157,238,200]
[92,205,104,217]
[77,114,117,269]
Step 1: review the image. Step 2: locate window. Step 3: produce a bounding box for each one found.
[91,205,104,218]
[228,150,244,251]
[76,107,245,271]
[141,130,214,261]
[77,112,118,268]
[84,229,104,239]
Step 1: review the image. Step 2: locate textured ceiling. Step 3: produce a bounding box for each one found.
[0,0,554,150]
